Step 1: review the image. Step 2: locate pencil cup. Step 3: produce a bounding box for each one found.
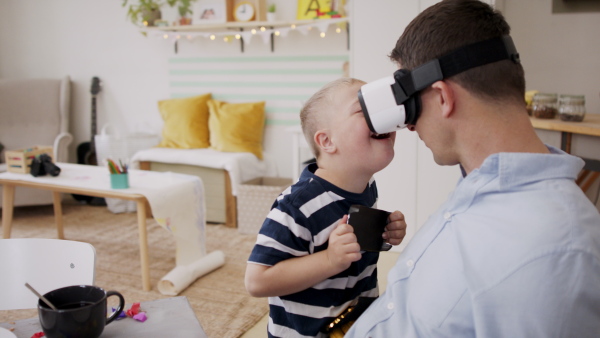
[110,173,129,189]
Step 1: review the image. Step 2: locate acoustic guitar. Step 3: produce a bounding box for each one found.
[73,77,105,205]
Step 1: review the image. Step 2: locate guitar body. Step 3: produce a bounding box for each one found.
[76,142,95,166]
[73,77,105,205]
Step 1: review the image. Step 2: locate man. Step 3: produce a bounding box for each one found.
[346,0,600,337]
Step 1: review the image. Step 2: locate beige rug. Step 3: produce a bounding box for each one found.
[0,200,268,337]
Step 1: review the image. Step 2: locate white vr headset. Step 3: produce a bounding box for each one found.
[358,35,520,134]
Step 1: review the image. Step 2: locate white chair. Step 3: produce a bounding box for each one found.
[0,238,96,310]
[0,76,73,207]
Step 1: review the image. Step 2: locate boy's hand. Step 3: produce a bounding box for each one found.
[326,215,361,272]
[383,210,407,245]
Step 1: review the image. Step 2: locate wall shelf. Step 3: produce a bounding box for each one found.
[141,17,349,53]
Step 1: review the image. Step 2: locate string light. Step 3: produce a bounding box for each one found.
[145,18,350,48]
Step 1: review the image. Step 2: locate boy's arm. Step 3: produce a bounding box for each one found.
[383,210,407,245]
[245,215,360,298]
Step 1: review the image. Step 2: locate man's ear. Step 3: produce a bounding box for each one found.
[314,129,336,154]
[431,80,455,119]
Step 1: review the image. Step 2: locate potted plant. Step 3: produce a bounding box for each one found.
[168,0,195,25]
[267,3,276,22]
[122,0,164,27]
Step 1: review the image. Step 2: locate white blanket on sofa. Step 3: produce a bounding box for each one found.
[130,148,276,195]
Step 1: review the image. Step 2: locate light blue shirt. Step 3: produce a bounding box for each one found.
[346,146,600,337]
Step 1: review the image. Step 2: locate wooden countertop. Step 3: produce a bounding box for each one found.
[530,113,600,137]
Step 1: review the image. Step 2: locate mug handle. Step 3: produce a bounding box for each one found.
[106,291,125,325]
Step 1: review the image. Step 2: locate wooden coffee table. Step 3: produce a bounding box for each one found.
[1,163,154,291]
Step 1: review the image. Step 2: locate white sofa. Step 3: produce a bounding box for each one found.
[0,76,73,207]
[132,148,276,228]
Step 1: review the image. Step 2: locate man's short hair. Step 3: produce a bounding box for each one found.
[389,0,525,104]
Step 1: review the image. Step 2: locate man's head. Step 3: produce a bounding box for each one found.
[386,0,530,169]
[390,0,525,105]
[300,78,395,172]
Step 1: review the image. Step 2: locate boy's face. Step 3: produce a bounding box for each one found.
[327,82,396,174]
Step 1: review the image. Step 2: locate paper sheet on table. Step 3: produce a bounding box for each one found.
[158,250,225,296]
[133,170,225,295]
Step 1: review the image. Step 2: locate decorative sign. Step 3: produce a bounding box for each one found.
[296,0,346,20]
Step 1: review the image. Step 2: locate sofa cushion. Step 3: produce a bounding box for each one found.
[157,93,212,149]
[207,99,265,159]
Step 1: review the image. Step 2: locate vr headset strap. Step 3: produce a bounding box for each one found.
[393,35,520,104]
[439,35,520,79]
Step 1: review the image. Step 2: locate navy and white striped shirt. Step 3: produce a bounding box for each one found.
[248,163,380,337]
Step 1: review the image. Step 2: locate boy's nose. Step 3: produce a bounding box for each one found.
[407,125,416,132]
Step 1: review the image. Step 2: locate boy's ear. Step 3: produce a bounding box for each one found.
[314,129,336,154]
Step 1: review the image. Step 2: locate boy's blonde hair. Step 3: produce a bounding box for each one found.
[300,77,365,159]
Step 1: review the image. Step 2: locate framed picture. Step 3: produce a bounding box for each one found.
[194,0,228,23]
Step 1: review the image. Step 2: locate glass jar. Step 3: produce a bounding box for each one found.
[558,94,586,122]
[532,93,557,119]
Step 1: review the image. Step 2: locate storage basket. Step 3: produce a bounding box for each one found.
[4,146,53,174]
[237,177,293,234]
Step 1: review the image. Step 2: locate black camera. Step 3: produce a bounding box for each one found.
[30,153,61,177]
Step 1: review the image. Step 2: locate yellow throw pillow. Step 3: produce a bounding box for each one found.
[207,99,266,159]
[157,93,212,149]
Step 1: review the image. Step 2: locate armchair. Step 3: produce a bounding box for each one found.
[0,76,73,207]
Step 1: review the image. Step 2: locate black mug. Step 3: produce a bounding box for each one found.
[348,205,392,252]
[38,285,125,338]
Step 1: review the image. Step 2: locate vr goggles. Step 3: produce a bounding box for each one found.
[358,35,520,134]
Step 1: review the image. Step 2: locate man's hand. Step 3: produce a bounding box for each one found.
[326,215,361,272]
[383,210,407,245]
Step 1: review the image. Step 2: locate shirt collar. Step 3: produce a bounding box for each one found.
[462,145,584,190]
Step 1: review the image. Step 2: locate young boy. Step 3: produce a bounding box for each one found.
[245,78,407,337]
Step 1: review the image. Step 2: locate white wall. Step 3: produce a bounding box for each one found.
[0,1,170,141]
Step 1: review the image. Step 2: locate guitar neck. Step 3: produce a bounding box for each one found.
[91,95,97,146]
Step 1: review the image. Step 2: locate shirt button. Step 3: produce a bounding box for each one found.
[406,259,414,267]
[444,212,452,220]
[387,302,394,310]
